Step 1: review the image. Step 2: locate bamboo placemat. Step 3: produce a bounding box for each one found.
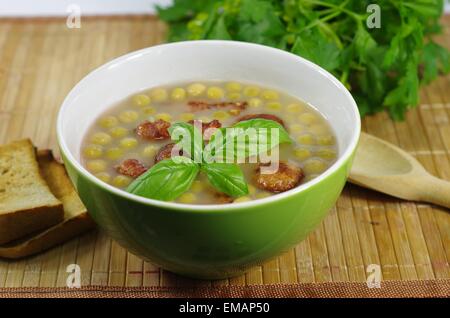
[0,16,449,291]
[1,280,450,298]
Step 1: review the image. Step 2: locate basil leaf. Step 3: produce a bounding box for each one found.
[126,157,199,201]
[205,118,291,162]
[233,118,292,144]
[168,122,203,163]
[201,163,248,198]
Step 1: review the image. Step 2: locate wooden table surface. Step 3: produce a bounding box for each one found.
[0,16,449,288]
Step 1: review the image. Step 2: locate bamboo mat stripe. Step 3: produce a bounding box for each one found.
[1,280,449,298]
[0,16,449,291]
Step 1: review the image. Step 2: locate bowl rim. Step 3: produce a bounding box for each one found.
[57,40,361,212]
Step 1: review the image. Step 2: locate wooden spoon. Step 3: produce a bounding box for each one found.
[348,132,450,209]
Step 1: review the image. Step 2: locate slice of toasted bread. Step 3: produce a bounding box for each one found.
[0,140,64,244]
[0,149,95,258]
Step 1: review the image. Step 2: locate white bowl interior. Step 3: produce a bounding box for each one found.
[58,41,360,209]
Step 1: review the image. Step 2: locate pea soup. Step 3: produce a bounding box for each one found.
[81,81,338,204]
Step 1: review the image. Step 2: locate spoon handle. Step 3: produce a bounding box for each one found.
[420,175,450,209]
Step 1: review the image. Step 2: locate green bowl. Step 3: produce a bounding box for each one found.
[57,41,360,279]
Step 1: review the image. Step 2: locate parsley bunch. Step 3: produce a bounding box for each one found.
[157,0,450,120]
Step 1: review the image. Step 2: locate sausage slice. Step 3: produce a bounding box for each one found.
[254,161,303,193]
[188,119,222,141]
[235,113,285,128]
[135,119,171,140]
[214,192,234,204]
[115,159,147,178]
[154,143,184,164]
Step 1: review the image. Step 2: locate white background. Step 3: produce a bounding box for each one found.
[0,0,170,16]
[0,0,448,16]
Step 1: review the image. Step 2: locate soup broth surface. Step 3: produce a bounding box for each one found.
[81,81,338,204]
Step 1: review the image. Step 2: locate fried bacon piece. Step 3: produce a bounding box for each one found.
[254,161,303,193]
[235,113,285,127]
[154,143,184,164]
[135,119,170,140]
[188,119,222,141]
[115,159,147,178]
[188,101,248,112]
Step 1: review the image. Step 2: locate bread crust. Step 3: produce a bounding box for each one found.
[0,140,64,244]
[0,149,95,258]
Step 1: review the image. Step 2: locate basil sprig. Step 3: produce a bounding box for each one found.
[204,118,292,162]
[127,157,200,201]
[168,122,203,162]
[201,163,248,198]
[127,118,291,201]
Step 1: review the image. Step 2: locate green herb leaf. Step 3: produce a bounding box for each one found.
[353,23,376,64]
[236,0,285,47]
[205,118,292,162]
[384,57,420,120]
[158,0,450,121]
[421,41,450,84]
[207,15,232,40]
[156,0,216,22]
[292,30,340,72]
[233,118,292,143]
[201,163,249,197]
[126,157,199,201]
[168,122,203,162]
